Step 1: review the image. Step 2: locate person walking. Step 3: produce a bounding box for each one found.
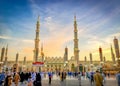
[94,70,103,86]
[48,72,52,85]
[33,73,42,86]
[78,72,81,86]
[116,71,120,86]
[61,72,64,81]
[90,72,94,86]
[0,72,5,85]
[14,73,20,86]
[63,71,67,80]
[20,72,24,84]
[102,72,106,85]
[27,76,32,86]
[4,74,12,86]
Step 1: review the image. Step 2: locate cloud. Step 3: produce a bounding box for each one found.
[79,32,120,61]
[0,35,34,44]
[1,0,120,61]
[77,6,120,36]
[22,39,34,43]
[0,35,11,40]
[41,16,74,57]
[0,23,12,36]
[29,0,45,17]
[83,32,120,50]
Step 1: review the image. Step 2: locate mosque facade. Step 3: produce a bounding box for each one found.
[34,16,79,72]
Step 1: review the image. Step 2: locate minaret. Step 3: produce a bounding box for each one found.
[73,15,79,63]
[111,45,116,64]
[90,53,93,64]
[113,37,120,59]
[23,56,26,65]
[4,44,8,65]
[0,47,5,62]
[41,43,44,62]
[15,53,19,64]
[99,46,103,62]
[64,46,68,62]
[33,16,40,62]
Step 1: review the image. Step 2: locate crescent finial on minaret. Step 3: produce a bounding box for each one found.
[74,13,76,21]
[37,15,40,22]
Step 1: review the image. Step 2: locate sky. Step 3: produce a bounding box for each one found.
[0,0,120,61]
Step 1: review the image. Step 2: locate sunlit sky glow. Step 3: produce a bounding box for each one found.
[0,0,120,61]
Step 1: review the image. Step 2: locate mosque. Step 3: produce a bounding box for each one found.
[33,15,120,72]
[32,15,120,72]
[33,15,79,72]
[0,15,119,73]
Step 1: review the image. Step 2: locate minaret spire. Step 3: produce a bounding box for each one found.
[99,46,103,61]
[23,56,26,65]
[111,44,115,64]
[33,16,40,62]
[4,44,8,65]
[64,46,68,62]
[113,36,120,60]
[73,15,79,64]
[37,15,40,23]
[90,53,93,64]
[74,14,76,21]
[0,47,5,62]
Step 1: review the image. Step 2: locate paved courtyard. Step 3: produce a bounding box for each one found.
[11,77,118,86]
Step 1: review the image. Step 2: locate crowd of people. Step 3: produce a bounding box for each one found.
[0,70,120,86]
[0,71,42,86]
